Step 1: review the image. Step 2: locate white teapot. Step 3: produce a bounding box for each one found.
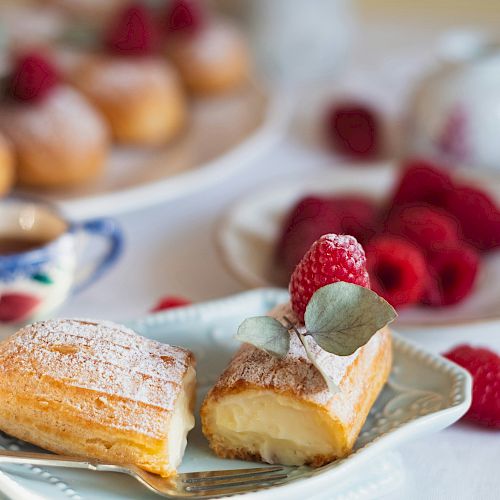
[406,36,500,171]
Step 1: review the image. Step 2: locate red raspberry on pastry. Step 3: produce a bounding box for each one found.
[106,3,159,56]
[389,159,454,209]
[443,185,500,252]
[365,235,428,308]
[164,0,205,34]
[0,293,40,323]
[444,345,500,428]
[151,295,191,313]
[276,196,339,275]
[422,244,480,307]
[9,53,59,103]
[325,102,381,159]
[289,233,370,321]
[385,204,460,253]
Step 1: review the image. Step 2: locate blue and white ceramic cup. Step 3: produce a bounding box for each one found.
[0,199,123,325]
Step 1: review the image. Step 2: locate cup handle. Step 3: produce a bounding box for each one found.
[70,218,123,294]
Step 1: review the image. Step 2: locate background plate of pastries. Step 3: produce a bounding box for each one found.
[0,0,287,219]
[0,290,470,499]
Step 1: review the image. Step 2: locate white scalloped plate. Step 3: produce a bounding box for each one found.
[15,82,288,220]
[0,289,470,499]
[217,163,500,327]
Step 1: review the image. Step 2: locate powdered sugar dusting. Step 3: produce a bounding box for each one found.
[210,302,385,408]
[0,86,108,152]
[75,57,180,98]
[168,21,245,64]
[0,319,194,437]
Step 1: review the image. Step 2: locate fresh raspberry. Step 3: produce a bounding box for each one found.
[276,196,339,275]
[444,345,500,428]
[0,293,40,322]
[385,204,460,253]
[8,53,59,103]
[365,235,428,308]
[328,196,379,245]
[444,344,498,373]
[422,244,479,307]
[443,185,500,252]
[151,295,191,313]
[325,102,381,159]
[164,0,205,35]
[105,3,159,56]
[289,234,370,321]
[389,160,454,209]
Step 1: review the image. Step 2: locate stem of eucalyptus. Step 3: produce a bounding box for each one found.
[282,315,307,352]
[282,315,339,395]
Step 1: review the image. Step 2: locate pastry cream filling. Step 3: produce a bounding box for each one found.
[210,390,339,466]
[167,367,196,470]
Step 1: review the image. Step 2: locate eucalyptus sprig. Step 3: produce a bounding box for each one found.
[235,282,397,394]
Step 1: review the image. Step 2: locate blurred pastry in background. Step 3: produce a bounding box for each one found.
[0,52,110,188]
[163,0,250,95]
[0,3,68,51]
[67,4,187,146]
[0,133,14,196]
[43,0,128,28]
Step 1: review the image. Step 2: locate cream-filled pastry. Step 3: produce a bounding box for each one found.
[202,233,396,467]
[67,4,186,146]
[164,1,250,95]
[201,303,392,466]
[0,52,109,188]
[0,319,196,477]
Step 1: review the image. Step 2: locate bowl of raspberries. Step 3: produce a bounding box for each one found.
[219,159,500,326]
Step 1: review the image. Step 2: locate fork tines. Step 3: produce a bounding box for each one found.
[178,466,290,495]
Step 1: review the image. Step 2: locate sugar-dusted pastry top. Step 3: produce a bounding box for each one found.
[72,57,182,99]
[168,21,247,65]
[209,302,386,407]
[0,319,194,438]
[0,86,109,153]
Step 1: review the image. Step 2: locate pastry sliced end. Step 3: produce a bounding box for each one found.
[201,389,349,467]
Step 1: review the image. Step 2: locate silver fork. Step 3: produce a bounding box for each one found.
[0,449,296,498]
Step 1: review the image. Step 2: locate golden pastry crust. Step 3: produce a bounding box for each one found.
[0,133,15,196]
[0,85,109,188]
[201,303,392,467]
[166,21,250,95]
[0,319,196,477]
[70,56,187,145]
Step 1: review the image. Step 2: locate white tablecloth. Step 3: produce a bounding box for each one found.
[55,15,500,500]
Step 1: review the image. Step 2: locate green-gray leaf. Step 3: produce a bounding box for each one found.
[235,316,290,358]
[304,282,397,356]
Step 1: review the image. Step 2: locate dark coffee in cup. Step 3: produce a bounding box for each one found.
[0,237,52,255]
